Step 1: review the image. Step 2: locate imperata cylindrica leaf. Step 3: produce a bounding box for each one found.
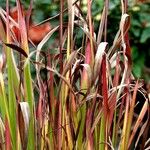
[93,42,108,81]
[18,102,30,150]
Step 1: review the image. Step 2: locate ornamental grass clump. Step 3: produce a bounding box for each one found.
[0,0,149,150]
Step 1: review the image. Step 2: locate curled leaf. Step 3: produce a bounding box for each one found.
[93,42,108,81]
[18,102,30,150]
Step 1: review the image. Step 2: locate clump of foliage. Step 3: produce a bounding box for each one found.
[1,0,150,80]
[0,0,149,150]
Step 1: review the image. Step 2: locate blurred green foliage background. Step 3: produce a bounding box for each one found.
[1,0,150,82]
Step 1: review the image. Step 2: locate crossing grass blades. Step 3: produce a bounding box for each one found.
[0,0,149,149]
